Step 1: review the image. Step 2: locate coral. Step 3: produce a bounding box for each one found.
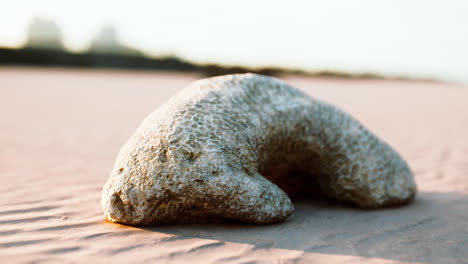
[102,74,416,225]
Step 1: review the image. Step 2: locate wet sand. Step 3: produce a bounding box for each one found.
[1,67,467,263]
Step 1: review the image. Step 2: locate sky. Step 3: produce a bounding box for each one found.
[1,0,467,82]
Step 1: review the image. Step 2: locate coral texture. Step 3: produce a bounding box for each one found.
[101,73,417,225]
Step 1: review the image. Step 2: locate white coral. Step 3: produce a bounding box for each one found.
[101,74,417,226]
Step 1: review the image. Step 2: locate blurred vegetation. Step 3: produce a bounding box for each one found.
[0,47,394,79]
[0,47,198,72]
[0,16,389,79]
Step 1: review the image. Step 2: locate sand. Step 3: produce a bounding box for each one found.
[0,67,467,264]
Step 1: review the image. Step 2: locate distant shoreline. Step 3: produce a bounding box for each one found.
[0,47,430,81]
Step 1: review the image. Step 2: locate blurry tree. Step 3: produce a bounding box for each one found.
[87,26,143,57]
[24,17,64,50]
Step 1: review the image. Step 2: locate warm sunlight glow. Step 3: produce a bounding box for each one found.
[1,0,467,82]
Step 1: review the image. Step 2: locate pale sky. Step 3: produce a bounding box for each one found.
[1,0,467,82]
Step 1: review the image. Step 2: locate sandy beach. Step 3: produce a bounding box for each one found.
[1,67,467,264]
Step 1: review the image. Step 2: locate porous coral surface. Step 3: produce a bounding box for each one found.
[102,74,416,225]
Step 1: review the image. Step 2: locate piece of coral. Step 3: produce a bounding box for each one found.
[101,73,417,226]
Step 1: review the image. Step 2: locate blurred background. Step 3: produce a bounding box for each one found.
[1,0,467,82]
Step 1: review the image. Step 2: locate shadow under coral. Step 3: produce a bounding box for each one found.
[132,191,468,264]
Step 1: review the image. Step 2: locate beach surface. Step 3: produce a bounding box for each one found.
[1,68,467,264]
